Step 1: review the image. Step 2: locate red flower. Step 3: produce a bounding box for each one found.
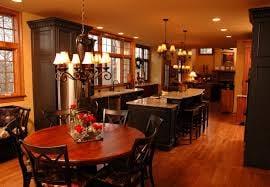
[87,114,96,123]
[70,103,77,110]
[74,124,84,134]
[92,123,102,130]
[78,113,86,120]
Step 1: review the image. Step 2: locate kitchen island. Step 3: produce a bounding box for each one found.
[127,88,205,150]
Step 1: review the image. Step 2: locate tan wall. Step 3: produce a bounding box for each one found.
[233,40,251,112]
[150,50,163,92]
[0,12,43,134]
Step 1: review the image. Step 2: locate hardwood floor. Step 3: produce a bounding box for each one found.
[1,106,270,187]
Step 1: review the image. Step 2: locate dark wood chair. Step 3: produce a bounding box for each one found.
[5,118,32,187]
[42,109,70,127]
[17,107,31,139]
[103,109,128,126]
[90,129,157,187]
[144,114,164,187]
[21,141,73,187]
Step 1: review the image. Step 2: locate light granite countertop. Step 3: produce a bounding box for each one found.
[90,88,144,99]
[160,88,205,100]
[126,97,178,109]
[126,88,204,109]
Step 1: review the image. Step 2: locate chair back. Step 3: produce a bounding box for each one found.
[128,129,157,170]
[21,141,71,186]
[5,118,32,181]
[145,114,164,137]
[103,109,128,125]
[18,107,30,138]
[42,109,70,127]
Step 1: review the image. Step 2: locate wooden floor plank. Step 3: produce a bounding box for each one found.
[1,106,270,187]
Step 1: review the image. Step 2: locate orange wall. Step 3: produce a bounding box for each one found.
[0,12,43,133]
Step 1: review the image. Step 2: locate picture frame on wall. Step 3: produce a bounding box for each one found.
[222,52,234,66]
[199,48,213,55]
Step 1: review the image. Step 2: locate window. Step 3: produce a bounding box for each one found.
[102,37,121,54]
[123,59,130,83]
[124,42,130,55]
[0,50,14,94]
[0,8,23,100]
[199,48,213,55]
[88,34,99,51]
[135,46,150,81]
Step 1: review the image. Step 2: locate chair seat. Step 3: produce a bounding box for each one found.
[93,164,141,187]
[0,127,26,139]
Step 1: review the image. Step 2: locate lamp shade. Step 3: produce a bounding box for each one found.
[53,53,63,65]
[60,51,70,64]
[173,65,179,69]
[170,45,176,52]
[94,54,102,64]
[161,44,167,51]
[71,54,80,65]
[189,71,197,78]
[101,53,111,64]
[182,50,187,56]
[82,52,94,64]
[188,50,193,56]
[157,45,162,53]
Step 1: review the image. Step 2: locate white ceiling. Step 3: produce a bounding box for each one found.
[1,0,270,48]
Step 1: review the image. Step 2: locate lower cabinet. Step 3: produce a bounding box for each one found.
[220,89,234,113]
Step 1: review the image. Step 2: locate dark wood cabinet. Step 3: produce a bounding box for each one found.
[135,84,158,97]
[244,7,270,169]
[28,17,91,130]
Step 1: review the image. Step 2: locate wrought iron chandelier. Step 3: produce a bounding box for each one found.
[157,19,176,55]
[53,0,112,85]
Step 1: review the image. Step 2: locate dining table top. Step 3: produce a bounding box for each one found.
[24,123,144,165]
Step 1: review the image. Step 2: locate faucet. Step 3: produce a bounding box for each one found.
[111,80,119,91]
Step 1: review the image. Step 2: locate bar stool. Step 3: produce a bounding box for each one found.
[181,105,202,144]
[201,100,210,132]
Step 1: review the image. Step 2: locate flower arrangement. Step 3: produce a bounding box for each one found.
[69,103,103,142]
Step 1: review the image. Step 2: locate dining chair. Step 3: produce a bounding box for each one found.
[18,107,31,139]
[5,118,32,187]
[42,109,70,127]
[89,128,157,187]
[103,109,128,126]
[144,114,164,187]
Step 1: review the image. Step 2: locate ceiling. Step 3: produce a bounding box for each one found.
[1,0,270,48]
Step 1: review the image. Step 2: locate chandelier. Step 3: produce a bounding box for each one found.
[157,19,176,55]
[177,30,192,57]
[53,0,112,85]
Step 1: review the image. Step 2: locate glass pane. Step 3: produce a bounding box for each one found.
[4,29,14,42]
[144,62,148,80]
[0,50,15,95]
[7,83,14,93]
[135,48,140,58]
[0,16,3,28]
[111,58,120,82]
[102,64,112,86]
[0,73,4,83]
[3,16,13,29]
[0,28,4,41]
[144,49,149,59]
[6,62,13,72]
[124,42,130,55]
[123,59,130,83]
[0,84,6,94]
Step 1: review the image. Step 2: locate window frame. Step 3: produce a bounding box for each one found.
[135,44,151,82]
[89,29,134,87]
[0,6,24,103]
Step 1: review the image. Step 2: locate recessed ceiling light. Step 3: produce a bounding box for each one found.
[96,26,103,30]
[220,28,228,32]
[212,17,221,22]
[12,0,22,2]
[226,35,232,38]
[133,36,139,39]
[118,32,124,35]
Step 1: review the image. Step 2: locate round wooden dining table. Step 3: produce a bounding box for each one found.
[24,123,144,165]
